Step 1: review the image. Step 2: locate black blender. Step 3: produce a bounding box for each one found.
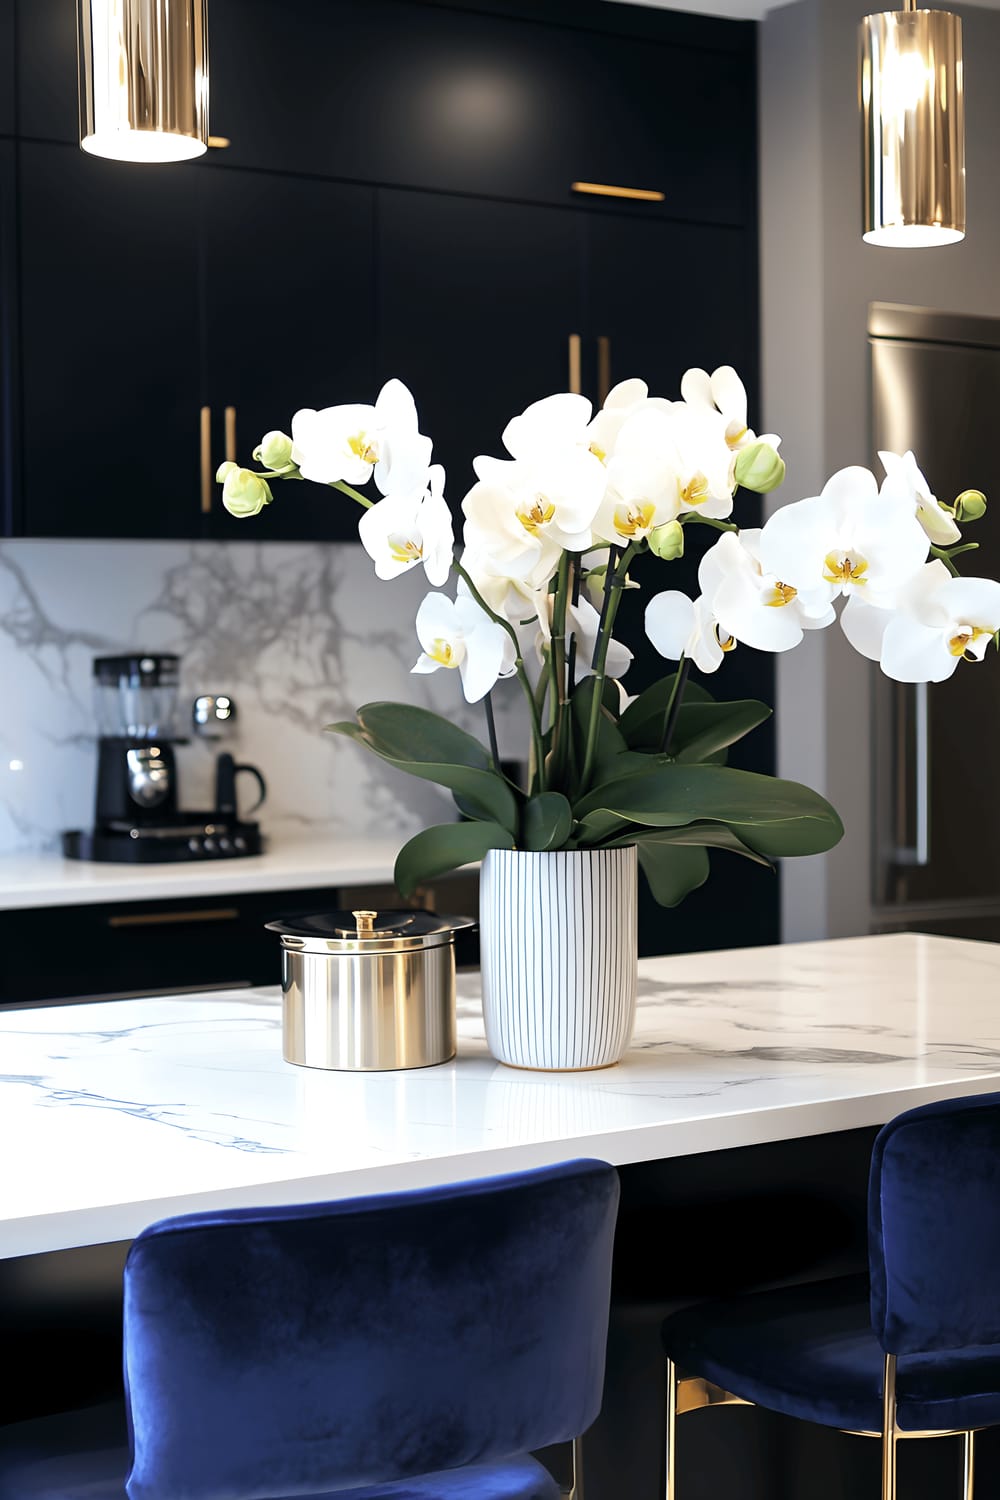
[63,654,266,862]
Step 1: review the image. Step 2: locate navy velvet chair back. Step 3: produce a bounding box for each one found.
[123,1159,620,1500]
[869,1091,1000,1356]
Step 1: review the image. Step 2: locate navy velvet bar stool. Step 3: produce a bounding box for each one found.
[660,1092,1000,1500]
[0,1158,620,1500]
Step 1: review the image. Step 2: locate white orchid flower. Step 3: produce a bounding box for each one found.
[680,365,781,455]
[879,449,962,547]
[411,591,508,704]
[459,548,551,671]
[502,392,594,462]
[644,541,738,675]
[613,402,736,522]
[291,379,432,495]
[711,529,835,653]
[759,465,929,610]
[594,445,682,547]
[841,561,1000,683]
[462,451,605,580]
[357,465,454,587]
[586,379,651,465]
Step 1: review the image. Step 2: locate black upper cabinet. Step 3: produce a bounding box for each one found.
[201,171,376,540]
[0,142,18,532]
[376,189,583,508]
[18,143,202,538]
[15,0,78,141]
[208,0,752,226]
[1,0,15,135]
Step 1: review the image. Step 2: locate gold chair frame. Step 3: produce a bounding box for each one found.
[664,1357,979,1500]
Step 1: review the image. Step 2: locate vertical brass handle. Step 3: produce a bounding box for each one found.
[200,405,212,514]
[224,405,237,463]
[597,335,611,406]
[568,334,582,396]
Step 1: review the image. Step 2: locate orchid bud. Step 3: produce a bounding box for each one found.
[215,460,238,484]
[735,441,786,494]
[253,430,295,470]
[955,489,987,523]
[649,520,684,561]
[222,467,273,519]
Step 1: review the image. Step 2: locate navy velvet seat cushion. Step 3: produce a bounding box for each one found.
[0,1403,559,1500]
[662,1274,1000,1434]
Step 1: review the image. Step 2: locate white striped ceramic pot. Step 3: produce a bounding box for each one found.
[479,845,638,1071]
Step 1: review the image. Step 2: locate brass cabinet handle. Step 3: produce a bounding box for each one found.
[572,181,664,203]
[224,405,237,463]
[200,405,212,514]
[568,334,582,396]
[597,335,611,405]
[108,907,241,929]
[207,135,231,149]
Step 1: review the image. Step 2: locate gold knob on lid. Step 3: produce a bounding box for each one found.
[353,910,377,937]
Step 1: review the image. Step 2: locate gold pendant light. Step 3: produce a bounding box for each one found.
[860,0,965,246]
[78,0,209,163]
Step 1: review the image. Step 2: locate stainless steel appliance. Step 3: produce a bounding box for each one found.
[63,654,267,863]
[269,908,476,1071]
[869,303,1000,941]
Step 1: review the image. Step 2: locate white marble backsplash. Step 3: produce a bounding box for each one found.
[0,539,525,856]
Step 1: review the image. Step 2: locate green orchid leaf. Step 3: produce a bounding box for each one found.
[636,840,710,907]
[575,763,843,857]
[521,792,574,852]
[328,704,520,835]
[669,700,773,764]
[569,677,632,783]
[394,820,516,898]
[618,672,715,750]
[604,821,774,869]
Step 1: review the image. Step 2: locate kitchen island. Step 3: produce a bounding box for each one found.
[3,931,999,1500]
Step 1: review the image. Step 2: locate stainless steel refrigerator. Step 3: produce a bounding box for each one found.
[869,302,1000,942]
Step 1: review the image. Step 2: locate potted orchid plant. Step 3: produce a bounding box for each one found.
[217,370,994,1070]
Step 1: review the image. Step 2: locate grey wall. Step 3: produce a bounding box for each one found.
[759,0,1000,939]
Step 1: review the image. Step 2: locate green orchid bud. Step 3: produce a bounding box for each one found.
[734,441,786,494]
[215,460,238,484]
[955,489,987,523]
[253,430,295,470]
[649,520,684,561]
[222,467,273,519]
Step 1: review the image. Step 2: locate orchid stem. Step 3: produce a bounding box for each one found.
[931,541,979,578]
[680,514,738,534]
[332,479,375,509]
[580,541,640,791]
[453,560,546,792]
[547,553,571,786]
[483,693,501,770]
[661,657,690,756]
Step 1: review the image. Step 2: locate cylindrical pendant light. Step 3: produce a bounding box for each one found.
[78,0,209,163]
[860,3,965,246]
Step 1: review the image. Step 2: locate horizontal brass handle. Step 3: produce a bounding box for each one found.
[108,907,241,929]
[572,181,665,203]
[207,135,231,149]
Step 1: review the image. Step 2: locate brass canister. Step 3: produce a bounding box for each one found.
[267,909,475,1072]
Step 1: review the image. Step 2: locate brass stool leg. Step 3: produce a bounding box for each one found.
[962,1430,975,1500]
[665,1358,678,1500]
[881,1354,898,1500]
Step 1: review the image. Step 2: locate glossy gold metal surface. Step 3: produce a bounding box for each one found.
[568,334,582,396]
[224,405,237,463]
[860,7,965,246]
[78,0,209,162]
[280,940,458,1071]
[200,404,212,513]
[597,336,612,405]
[571,181,665,202]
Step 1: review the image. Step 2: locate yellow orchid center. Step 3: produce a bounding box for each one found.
[681,472,711,507]
[823,551,869,587]
[948,624,991,660]
[715,625,737,653]
[589,441,608,464]
[348,432,378,465]
[427,638,458,668]
[614,501,656,538]
[763,581,798,609]
[388,534,423,564]
[518,497,556,535]
[726,424,749,451]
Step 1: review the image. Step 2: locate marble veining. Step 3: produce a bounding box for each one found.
[2,933,1000,1258]
[0,539,526,856]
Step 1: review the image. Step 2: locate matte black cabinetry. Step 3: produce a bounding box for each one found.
[0,0,14,136]
[0,140,18,533]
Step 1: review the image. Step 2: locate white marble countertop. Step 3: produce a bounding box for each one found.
[0,834,409,910]
[3,932,999,1259]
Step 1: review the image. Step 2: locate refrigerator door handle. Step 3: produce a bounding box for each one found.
[894,682,931,866]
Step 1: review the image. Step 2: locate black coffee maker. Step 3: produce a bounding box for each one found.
[63,654,266,863]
